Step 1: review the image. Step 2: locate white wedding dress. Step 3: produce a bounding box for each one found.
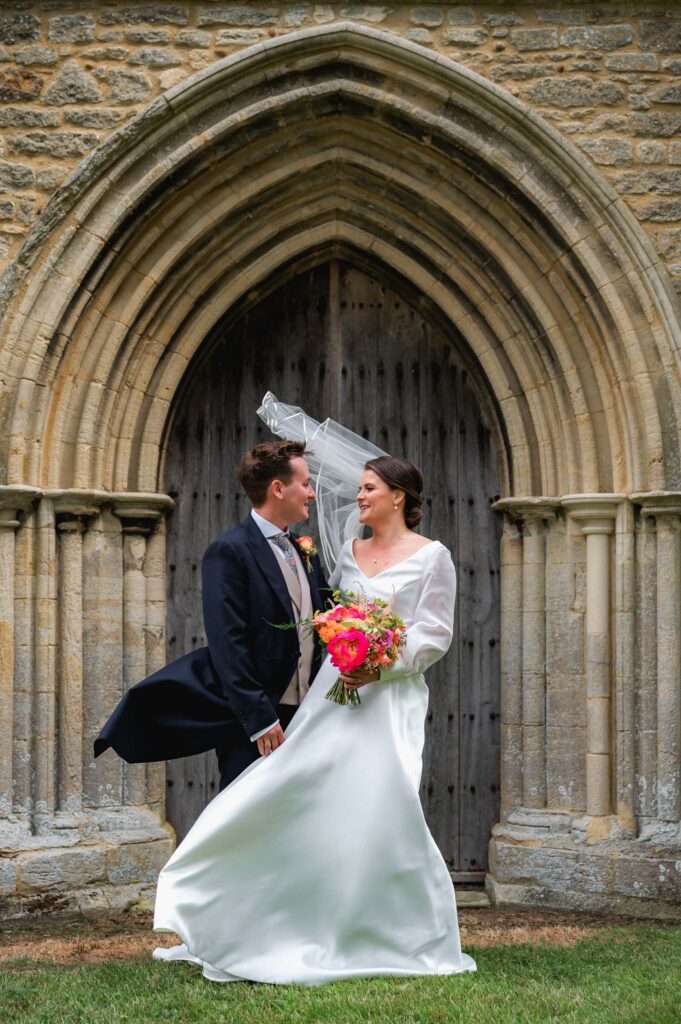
[152,538,476,984]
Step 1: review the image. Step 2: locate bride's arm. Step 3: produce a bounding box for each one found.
[378,545,457,682]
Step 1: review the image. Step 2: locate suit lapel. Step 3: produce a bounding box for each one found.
[243,515,295,621]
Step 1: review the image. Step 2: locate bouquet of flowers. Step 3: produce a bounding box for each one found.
[313,588,407,706]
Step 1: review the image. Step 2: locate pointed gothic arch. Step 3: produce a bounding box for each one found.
[0,21,677,498]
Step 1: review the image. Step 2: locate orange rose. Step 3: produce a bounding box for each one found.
[319,621,346,644]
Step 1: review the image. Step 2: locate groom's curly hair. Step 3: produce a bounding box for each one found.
[238,439,311,506]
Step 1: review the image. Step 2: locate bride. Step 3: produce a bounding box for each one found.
[152,395,476,985]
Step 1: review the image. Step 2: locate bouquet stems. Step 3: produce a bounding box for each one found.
[325,677,362,706]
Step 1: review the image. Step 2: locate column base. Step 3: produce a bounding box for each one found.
[487,808,681,921]
[0,807,174,921]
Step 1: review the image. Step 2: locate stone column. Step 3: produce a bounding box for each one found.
[0,487,41,819]
[0,486,176,917]
[633,494,681,824]
[82,504,124,809]
[562,495,623,821]
[114,495,173,808]
[635,509,658,823]
[53,496,98,820]
[614,499,636,835]
[144,519,168,817]
[34,496,57,833]
[498,513,523,822]
[492,498,559,812]
[521,509,550,808]
[0,510,20,820]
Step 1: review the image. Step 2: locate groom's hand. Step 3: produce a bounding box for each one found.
[257,723,285,757]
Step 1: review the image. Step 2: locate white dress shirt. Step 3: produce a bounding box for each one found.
[248,508,306,742]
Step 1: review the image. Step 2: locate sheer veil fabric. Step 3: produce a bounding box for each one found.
[256,391,386,570]
[152,398,476,984]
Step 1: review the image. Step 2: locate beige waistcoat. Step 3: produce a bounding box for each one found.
[277,543,315,706]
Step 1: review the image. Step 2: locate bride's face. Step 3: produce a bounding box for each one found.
[357,470,404,528]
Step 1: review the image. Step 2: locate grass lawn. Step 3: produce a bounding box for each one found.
[0,910,679,1024]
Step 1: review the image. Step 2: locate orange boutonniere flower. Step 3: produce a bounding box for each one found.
[295,535,317,573]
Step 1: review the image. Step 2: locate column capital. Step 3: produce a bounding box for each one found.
[561,494,625,534]
[0,485,42,525]
[630,491,681,522]
[41,489,175,525]
[112,493,174,536]
[55,513,87,534]
[491,496,560,524]
[48,490,102,518]
[111,493,175,518]
[112,492,175,535]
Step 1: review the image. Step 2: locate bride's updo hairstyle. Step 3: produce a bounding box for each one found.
[364,456,424,530]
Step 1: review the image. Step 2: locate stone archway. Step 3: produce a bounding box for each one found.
[0,23,680,917]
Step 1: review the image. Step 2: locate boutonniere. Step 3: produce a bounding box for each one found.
[295,535,318,573]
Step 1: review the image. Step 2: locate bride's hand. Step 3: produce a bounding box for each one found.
[341,667,380,689]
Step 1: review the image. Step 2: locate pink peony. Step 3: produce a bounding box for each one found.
[327,629,371,672]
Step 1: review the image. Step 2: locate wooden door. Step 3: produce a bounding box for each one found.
[164,260,501,874]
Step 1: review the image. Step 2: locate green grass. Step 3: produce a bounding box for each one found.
[1,925,680,1024]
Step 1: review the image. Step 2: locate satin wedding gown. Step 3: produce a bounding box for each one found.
[152,538,476,984]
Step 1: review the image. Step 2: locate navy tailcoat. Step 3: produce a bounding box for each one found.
[94,514,330,768]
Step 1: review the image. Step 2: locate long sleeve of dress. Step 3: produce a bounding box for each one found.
[379,544,457,682]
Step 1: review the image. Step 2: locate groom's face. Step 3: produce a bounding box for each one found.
[278,457,315,525]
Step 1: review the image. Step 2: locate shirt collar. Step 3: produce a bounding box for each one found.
[250,507,288,539]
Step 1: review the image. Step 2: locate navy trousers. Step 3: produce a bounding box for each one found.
[215,702,299,792]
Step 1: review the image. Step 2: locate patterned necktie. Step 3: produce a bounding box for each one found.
[270,532,300,582]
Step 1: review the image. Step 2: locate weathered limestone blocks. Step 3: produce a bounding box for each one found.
[56,515,87,816]
[614,500,636,836]
[0,487,40,820]
[490,815,681,919]
[114,498,169,809]
[488,492,681,919]
[634,510,658,824]
[498,515,522,822]
[82,506,124,810]
[106,838,173,885]
[0,3,679,291]
[1,830,173,917]
[633,494,681,825]
[18,847,107,891]
[0,486,174,919]
[563,496,624,819]
[494,498,560,813]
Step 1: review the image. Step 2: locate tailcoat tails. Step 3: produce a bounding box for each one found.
[93,515,329,770]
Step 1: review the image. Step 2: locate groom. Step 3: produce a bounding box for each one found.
[94,438,329,792]
[208,439,329,789]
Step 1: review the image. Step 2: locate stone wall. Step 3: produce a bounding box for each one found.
[0,2,680,292]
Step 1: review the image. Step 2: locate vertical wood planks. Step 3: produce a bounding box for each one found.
[165,259,501,865]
